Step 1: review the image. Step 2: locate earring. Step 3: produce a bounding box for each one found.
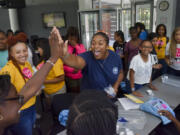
[0,114,4,121]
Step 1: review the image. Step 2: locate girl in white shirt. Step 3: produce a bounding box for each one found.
[127,40,158,97]
[166,27,180,76]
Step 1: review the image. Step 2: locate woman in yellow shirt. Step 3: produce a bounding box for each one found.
[36,38,66,97]
[155,24,169,76]
[0,33,35,135]
[0,27,65,135]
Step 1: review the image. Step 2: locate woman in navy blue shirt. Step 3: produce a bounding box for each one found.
[57,30,124,96]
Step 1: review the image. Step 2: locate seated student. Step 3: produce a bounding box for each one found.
[148,32,162,80]
[126,40,158,97]
[0,27,64,135]
[66,90,118,135]
[165,27,180,76]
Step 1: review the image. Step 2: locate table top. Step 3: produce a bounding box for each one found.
[117,76,180,135]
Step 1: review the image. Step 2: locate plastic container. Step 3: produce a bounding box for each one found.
[117,110,146,130]
[161,74,180,88]
[116,127,135,135]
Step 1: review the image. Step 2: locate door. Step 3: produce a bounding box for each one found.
[101,9,118,45]
[79,11,99,49]
[135,2,153,31]
[119,9,132,41]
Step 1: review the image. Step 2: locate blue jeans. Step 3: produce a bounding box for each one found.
[6,105,36,135]
[159,59,168,75]
[124,79,144,93]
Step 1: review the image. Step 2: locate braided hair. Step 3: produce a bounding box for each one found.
[67,90,118,135]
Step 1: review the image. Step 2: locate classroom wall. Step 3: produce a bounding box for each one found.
[156,0,177,37]
[0,8,11,32]
[18,1,78,38]
[175,0,180,27]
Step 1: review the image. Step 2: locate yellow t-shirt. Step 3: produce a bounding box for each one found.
[154,37,168,59]
[89,46,115,51]
[0,60,36,110]
[108,46,115,52]
[42,59,65,95]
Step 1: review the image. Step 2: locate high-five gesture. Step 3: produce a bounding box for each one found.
[49,27,68,59]
[49,27,63,61]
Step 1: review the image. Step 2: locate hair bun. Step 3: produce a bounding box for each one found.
[7,32,28,47]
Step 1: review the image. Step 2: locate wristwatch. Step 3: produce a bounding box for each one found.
[131,88,135,91]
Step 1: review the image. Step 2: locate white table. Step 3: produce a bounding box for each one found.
[117,75,180,135]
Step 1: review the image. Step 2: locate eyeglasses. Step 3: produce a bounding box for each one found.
[3,95,24,105]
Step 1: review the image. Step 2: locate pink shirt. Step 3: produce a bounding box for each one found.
[63,44,86,79]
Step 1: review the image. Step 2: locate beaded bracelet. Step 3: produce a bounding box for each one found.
[46,60,55,66]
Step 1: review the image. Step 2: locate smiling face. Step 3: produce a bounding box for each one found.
[151,37,158,47]
[158,26,166,37]
[139,41,153,56]
[10,42,28,65]
[91,34,109,60]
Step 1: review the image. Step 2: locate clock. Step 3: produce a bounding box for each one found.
[159,1,169,11]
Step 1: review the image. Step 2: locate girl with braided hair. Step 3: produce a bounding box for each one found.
[67,90,118,135]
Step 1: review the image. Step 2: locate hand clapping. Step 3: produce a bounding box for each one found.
[48,27,64,59]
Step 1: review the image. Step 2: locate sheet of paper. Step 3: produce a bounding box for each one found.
[118,98,140,110]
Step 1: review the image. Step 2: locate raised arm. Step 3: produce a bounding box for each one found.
[53,28,86,70]
[19,27,62,104]
[62,53,86,70]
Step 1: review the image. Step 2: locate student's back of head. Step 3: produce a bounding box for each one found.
[67,90,118,135]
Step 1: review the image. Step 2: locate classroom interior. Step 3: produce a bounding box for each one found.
[0,0,180,135]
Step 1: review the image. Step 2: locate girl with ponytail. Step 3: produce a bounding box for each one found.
[0,32,36,135]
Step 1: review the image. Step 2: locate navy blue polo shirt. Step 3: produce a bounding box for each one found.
[79,50,123,91]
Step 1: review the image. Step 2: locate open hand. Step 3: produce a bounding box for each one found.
[132,91,143,97]
[148,83,158,91]
[153,64,162,69]
[159,110,175,121]
[49,27,68,59]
